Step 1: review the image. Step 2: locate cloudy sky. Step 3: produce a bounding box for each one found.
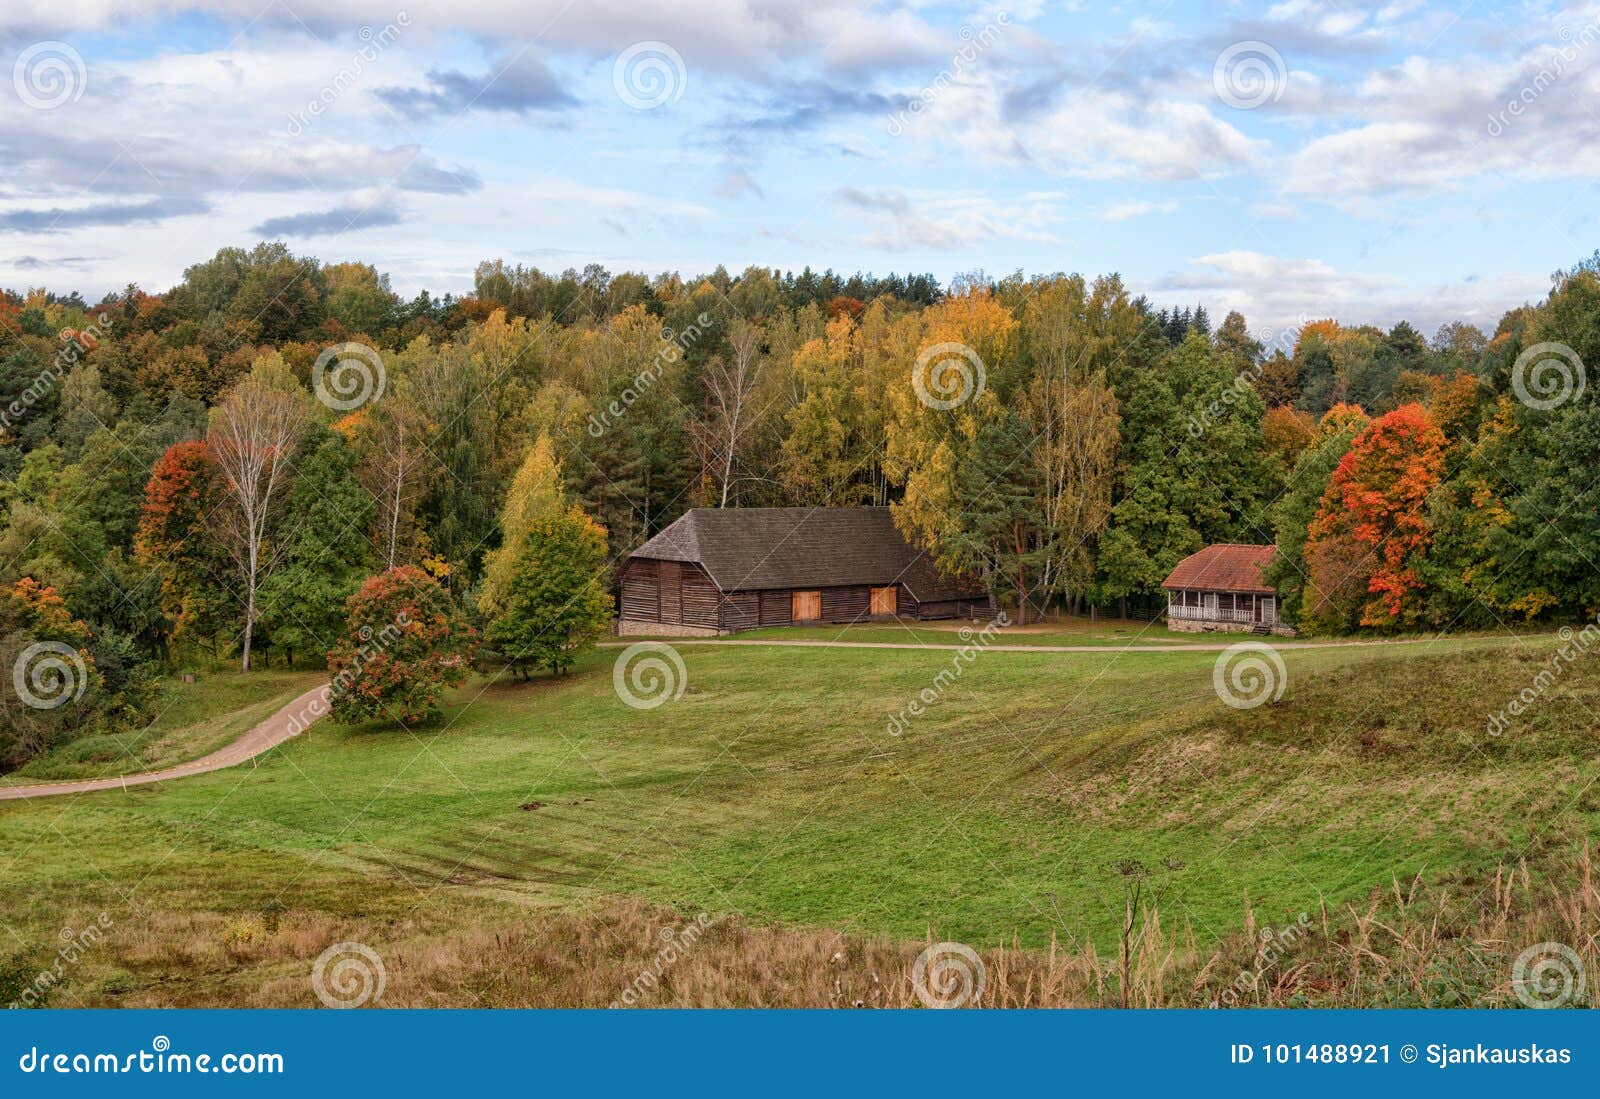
[2,0,1598,333]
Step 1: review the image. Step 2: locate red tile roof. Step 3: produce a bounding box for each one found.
[1161,544,1278,594]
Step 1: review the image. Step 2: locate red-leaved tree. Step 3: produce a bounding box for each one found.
[1302,403,1446,631]
[327,566,476,725]
[135,440,234,654]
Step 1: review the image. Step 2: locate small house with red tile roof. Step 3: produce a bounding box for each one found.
[1161,544,1292,635]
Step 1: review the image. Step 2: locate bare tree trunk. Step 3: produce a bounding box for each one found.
[242,542,256,672]
[703,319,762,509]
[207,359,310,674]
[387,461,403,568]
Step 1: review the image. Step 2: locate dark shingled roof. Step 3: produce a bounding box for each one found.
[1161,544,1278,594]
[629,507,985,602]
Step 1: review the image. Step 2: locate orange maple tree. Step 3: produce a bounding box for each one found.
[135,440,231,643]
[1303,403,1446,630]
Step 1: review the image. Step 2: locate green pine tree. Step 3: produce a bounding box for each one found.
[259,426,376,664]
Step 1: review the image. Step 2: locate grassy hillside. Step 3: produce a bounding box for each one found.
[0,632,1594,1007]
[0,667,324,784]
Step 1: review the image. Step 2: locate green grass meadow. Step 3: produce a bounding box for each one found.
[5,629,1593,1001]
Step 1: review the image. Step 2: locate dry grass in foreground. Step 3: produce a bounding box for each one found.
[11,845,1596,1009]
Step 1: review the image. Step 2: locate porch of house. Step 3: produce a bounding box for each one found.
[1165,589,1293,635]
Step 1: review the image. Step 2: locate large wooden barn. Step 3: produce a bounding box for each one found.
[618,507,992,635]
[1161,543,1292,635]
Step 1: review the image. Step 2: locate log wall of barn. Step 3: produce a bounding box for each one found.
[759,590,791,626]
[658,561,683,622]
[619,559,659,622]
[618,558,721,632]
[719,592,760,631]
[680,565,720,629]
[821,586,870,622]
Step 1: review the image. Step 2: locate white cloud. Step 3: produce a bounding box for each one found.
[1264,0,1372,37]
[1377,0,1425,24]
[1,1,947,77]
[1103,200,1178,221]
[892,76,1265,181]
[1253,200,1303,220]
[834,186,1066,250]
[1285,27,1600,198]
[1159,250,1547,334]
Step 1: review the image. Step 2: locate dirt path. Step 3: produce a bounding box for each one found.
[0,684,332,802]
[599,636,1457,654]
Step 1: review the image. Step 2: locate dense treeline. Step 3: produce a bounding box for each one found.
[2,241,1597,766]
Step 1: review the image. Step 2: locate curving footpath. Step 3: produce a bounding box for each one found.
[0,684,331,802]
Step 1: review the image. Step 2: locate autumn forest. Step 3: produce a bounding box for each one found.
[3,242,1599,768]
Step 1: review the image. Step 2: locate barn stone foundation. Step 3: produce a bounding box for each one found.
[616,619,721,638]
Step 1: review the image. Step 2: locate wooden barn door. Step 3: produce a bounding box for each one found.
[792,590,822,622]
[869,585,898,616]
